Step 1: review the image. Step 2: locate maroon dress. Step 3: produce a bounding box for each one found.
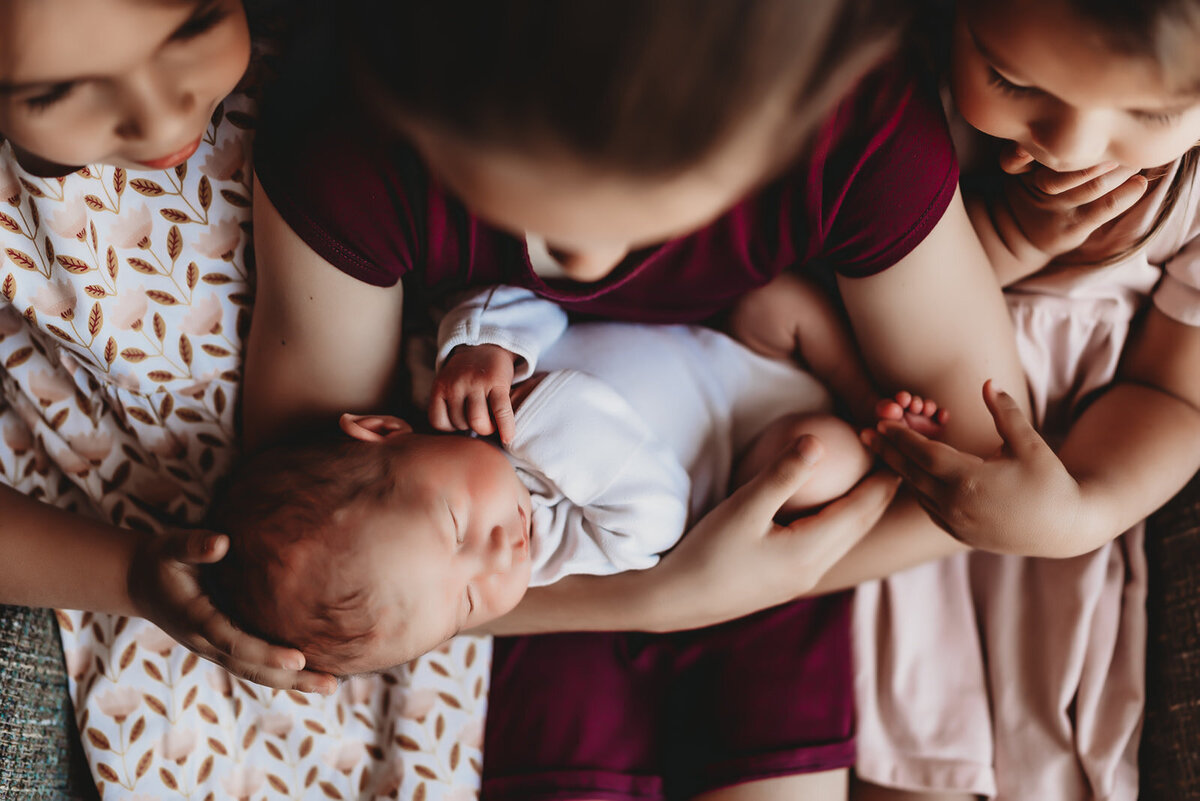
[255,59,958,801]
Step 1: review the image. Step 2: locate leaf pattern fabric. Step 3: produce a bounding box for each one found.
[0,89,488,800]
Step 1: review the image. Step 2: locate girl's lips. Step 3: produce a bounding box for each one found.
[136,136,202,169]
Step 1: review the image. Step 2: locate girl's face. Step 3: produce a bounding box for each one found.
[399,96,799,283]
[0,0,250,175]
[952,0,1200,173]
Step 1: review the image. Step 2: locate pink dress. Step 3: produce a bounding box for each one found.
[854,161,1200,799]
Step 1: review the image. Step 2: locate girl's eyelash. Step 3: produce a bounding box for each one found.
[171,3,228,42]
[24,82,76,112]
[987,68,1039,98]
[1132,109,1184,126]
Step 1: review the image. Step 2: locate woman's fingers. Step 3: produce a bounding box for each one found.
[781,471,901,555]
[731,435,825,522]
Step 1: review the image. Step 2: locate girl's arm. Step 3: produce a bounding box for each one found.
[838,188,1030,456]
[243,178,408,451]
[0,483,332,692]
[863,308,1200,557]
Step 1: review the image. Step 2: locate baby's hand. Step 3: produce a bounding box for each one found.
[430,343,519,442]
[990,144,1148,265]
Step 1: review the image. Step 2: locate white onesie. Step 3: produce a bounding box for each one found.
[436,286,833,586]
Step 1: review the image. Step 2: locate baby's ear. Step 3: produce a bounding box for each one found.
[339,413,414,442]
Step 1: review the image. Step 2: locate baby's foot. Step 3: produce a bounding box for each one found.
[875,390,949,437]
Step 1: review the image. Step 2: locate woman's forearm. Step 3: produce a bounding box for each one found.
[0,483,139,614]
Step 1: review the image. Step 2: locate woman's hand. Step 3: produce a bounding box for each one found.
[480,436,900,636]
[128,528,337,695]
[647,437,902,631]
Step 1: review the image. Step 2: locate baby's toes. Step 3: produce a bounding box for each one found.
[875,397,905,421]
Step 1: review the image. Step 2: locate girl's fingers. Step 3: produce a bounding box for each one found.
[871,421,970,479]
[465,392,495,436]
[980,380,1044,457]
[1051,165,1138,205]
[732,435,825,522]
[1074,174,1149,229]
[196,642,337,695]
[488,389,516,444]
[1026,160,1119,195]
[165,529,228,564]
[862,428,949,501]
[195,606,305,671]
[998,144,1036,175]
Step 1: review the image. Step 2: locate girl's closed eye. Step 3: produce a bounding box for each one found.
[24,82,77,113]
[1131,108,1187,127]
[987,67,1040,99]
[171,1,230,43]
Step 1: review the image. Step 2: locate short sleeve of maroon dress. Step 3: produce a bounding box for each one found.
[253,60,957,323]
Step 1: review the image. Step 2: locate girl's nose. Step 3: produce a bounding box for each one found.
[113,67,197,145]
[1029,109,1108,169]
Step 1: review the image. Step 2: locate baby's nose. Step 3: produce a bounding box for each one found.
[485,526,514,574]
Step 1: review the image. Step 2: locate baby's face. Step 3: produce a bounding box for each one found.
[333,434,533,672]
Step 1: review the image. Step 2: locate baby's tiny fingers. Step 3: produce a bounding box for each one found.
[489,389,516,444]
[445,390,470,431]
[466,392,496,436]
[429,396,455,432]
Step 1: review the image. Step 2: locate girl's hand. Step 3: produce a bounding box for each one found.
[862,380,1099,557]
[429,344,519,442]
[990,144,1148,266]
[650,437,901,630]
[128,529,337,695]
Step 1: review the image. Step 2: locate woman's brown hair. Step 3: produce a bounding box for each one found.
[343,0,908,176]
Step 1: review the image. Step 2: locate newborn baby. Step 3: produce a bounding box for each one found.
[206,308,928,674]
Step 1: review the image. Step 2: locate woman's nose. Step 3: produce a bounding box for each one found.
[1029,109,1108,169]
[551,244,629,283]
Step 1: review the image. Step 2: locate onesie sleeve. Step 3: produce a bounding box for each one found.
[436,286,569,382]
[509,370,691,587]
[1154,236,1200,327]
[806,62,960,278]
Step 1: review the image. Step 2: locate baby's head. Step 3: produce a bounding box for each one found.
[206,414,532,675]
